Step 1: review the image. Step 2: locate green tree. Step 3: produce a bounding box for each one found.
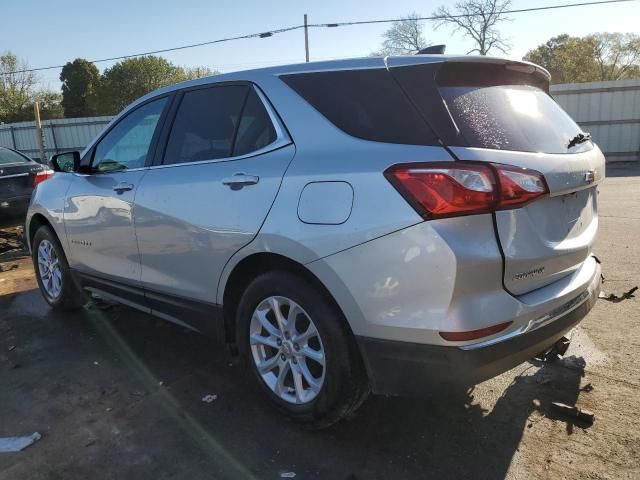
[35,91,64,120]
[372,13,429,56]
[179,66,219,81]
[0,52,39,123]
[524,35,600,84]
[433,0,511,55]
[98,56,185,114]
[589,33,640,81]
[524,33,640,84]
[60,58,101,118]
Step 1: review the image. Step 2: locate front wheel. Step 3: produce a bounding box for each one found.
[32,225,86,310]
[237,271,369,428]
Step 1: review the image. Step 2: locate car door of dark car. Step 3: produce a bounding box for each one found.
[0,147,42,224]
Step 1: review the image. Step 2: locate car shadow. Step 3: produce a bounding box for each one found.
[1,293,588,480]
[97,303,587,479]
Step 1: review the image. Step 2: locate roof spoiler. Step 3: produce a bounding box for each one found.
[417,45,446,55]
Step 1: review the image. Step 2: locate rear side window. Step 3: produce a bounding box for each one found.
[164,86,249,164]
[0,147,30,165]
[233,89,277,156]
[281,69,438,145]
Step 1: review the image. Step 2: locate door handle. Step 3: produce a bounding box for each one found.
[112,182,134,194]
[222,173,260,189]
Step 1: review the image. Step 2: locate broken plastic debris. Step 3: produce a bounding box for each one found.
[0,432,41,453]
[598,286,638,303]
[280,472,296,478]
[550,402,594,426]
[202,394,218,403]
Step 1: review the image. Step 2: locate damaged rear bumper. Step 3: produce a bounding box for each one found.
[356,262,601,397]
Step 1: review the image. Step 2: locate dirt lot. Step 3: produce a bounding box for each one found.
[0,164,638,480]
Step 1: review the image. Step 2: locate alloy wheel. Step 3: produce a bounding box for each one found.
[37,239,62,300]
[249,296,326,404]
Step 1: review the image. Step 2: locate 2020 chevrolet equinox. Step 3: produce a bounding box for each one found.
[27,55,603,427]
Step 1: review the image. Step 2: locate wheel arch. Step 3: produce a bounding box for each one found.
[221,252,355,345]
[28,213,55,252]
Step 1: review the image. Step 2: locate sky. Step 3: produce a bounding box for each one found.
[2,0,639,91]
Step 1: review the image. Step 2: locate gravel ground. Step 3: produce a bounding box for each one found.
[0,163,638,480]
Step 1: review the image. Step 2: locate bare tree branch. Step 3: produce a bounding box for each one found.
[433,0,511,56]
[372,13,430,56]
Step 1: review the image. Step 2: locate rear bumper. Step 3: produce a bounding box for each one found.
[356,262,601,397]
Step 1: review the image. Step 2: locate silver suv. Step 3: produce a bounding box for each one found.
[27,55,603,427]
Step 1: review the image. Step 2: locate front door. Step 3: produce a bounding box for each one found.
[64,97,169,284]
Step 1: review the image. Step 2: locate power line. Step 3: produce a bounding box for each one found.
[308,0,636,27]
[1,0,636,75]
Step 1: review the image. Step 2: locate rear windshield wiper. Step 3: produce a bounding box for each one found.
[567,132,592,149]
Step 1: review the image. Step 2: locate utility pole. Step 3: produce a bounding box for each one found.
[304,14,310,62]
[33,102,46,163]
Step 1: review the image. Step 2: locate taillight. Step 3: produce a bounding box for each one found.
[33,170,53,187]
[384,162,548,219]
[494,164,548,207]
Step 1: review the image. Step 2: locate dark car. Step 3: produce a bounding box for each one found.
[0,146,52,227]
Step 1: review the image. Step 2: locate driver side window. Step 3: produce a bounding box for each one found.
[92,97,167,172]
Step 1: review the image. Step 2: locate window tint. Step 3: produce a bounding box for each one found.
[232,89,277,156]
[164,86,248,164]
[93,97,167,172]
[281,69,438,145]
[0,147,30,165]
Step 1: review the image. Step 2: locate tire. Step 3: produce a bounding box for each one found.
[236,270,369,428]
[32,225,86,310]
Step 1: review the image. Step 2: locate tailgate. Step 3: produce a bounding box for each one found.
[452,146,604,294]
[387,57,605,295]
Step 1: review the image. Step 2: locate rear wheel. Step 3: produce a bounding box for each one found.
[237,271,369,428]
[32,225,86,310]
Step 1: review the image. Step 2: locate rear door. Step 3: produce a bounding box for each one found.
[389,59,605,295]
[134,83,293,320]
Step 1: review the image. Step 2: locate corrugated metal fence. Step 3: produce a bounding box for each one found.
[0,116,113,160]
[0,78,638,162]
[551,79,640,162]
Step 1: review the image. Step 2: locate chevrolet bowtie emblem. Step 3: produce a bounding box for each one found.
[584,170,596,184]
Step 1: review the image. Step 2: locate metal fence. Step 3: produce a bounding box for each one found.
[1,78,639,162]
[551,79,640,162]
[0,116,113,161]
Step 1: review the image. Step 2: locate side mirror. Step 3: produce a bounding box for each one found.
[51,151,81,173]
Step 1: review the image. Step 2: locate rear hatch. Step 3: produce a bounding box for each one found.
[388,57,605,295]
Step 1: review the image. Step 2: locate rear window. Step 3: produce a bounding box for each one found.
[391,62,591,154]
[0,147,30,165]
[440,84,589,154]
[281,69,438,145]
